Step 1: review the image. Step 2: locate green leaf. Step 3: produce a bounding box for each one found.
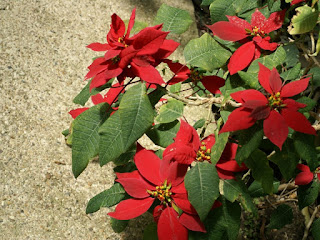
[73,79,111,106]
[155,99,184,123]
[113,162,137,173]
[220,179,257,215]
[193,118,206,130]
[146,120,180,148]
[280,63,301,81]
[153,4,193,34]
[143,223,158,240]
[235,126,264,163]
[309,67,320,87]
[99,83,154,166]
[238,71,260,89]
[283,44,300,68]
[267,204,293,229]
[293,132,318,171]
[110,218,129,233]
[184,33,231,72]
[62,128,69,137]
[288,5,319,35]
[220,110,231,124]
[86,183,125,214]
[270,140,299,180]
[311,217,320,240]
[296,96,317,113]
[211,132,230,165]
[297,180,320,210]
[209,0,247,23]
[185,162,220,221]
[248,180,280,197]
[201,0,215,6]
[245,150,274,194]
[169,82,181,94]
[247,47,286,73]
[189,198,241,240]
[72,103,110,177]
[148,86,167,107]
[113,144,136,166]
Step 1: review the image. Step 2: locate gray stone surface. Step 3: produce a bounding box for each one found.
[0,0,198,239]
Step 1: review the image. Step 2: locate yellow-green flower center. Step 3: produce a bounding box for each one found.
[246,26,265,37]
[268,92,283,108]
[196,141,211,162]
[190,68,203,82]
[147,180,172,204]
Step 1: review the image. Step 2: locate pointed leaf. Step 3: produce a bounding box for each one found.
[184,33,231,71]
[72,103,110,177]
[99,83,154,165]
[110,218,129,233]
[248,180,280,197]
[288,5,319,35]
[155,98,184,124]
[154,4,193,34]
[185,162,220,221]
[267,204,293,229]
[297,181,320,210]
[211,132,230,165]
[209,0,248,23]
[86,183,125,214]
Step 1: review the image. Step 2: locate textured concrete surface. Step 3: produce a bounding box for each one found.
[0,0,198,239]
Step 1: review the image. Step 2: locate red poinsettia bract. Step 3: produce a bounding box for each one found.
[220,63,316,150]
[295,164,320,185]
[85,8,179,90]
[164,60,225,94]
[163,120,247,179]
[208,9,285,75]
[108,145,206,240]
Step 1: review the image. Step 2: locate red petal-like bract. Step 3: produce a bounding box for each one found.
[250,9,267,30]
[87,42,110,51]
[228,41,256,75]
[201,76,225,94]
[116,178,150,198]
[295,164,313,185]
[163,143,197,165]
[208,21,247,42]
[258,63,272,94]
[175,120,200,152]
[134,147,162,185]
[240,89,268,103]
[108,197,154,220]
[227,15,251,30]
[68,108,89,119]
[269,68,282,93]
[253,36,278,51]
[160,157,188,186]
[283,99,306,111]
[131,62,165,85]
[263,110,288,150]
[173,193,197,215]
[179,213,206,233]
[280,77,310,97]
[157,207,188,240]
[220,107,255,133]
[281,109,316,135]
[124,8,136,39]
[261,10,285,33]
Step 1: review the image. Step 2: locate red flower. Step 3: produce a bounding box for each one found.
[163,121,247,179]
[291,0,307,4]
[85,9,179,90]
[208,9,285,75]
[108,145,206,240]
[220,63,316,150]
[165,60,225,94]
[295,164,320,185]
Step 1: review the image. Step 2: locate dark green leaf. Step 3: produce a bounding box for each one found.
[62,128,69,137]
[72,103,110,177]
[184,33,231,71]
[283,44,300,68]
[193,118,205,130]
[309,67,320,87]
[146,120,180,148]
[155,99,184,123]
[189,198,240,240]
[238,71,260,89]
[245,150,274,194]
[311,217,320,240]
[270,140,299,180]
[185,162,220,221]
[296,96,317,113]
[99,83,154,166]
[248,180,280,197]
[293,132,318,171]
[267,204,293,229]
[143,223,158,240]
[113,144,136,166]
[209,0,247,23]
[297,180,320,210]
[280,63,301,81]
[148,86,167,107]
[113,162,136,173]
[201,0,214,5]
[220,111,231,124]
[235,126,264,164]
[110,218,129,233]
[86,183,125,214]
[211,132,230,165]
[154,4,193,34]
[220,179,257,215]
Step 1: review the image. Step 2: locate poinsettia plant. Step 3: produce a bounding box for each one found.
[63,1,320,239]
